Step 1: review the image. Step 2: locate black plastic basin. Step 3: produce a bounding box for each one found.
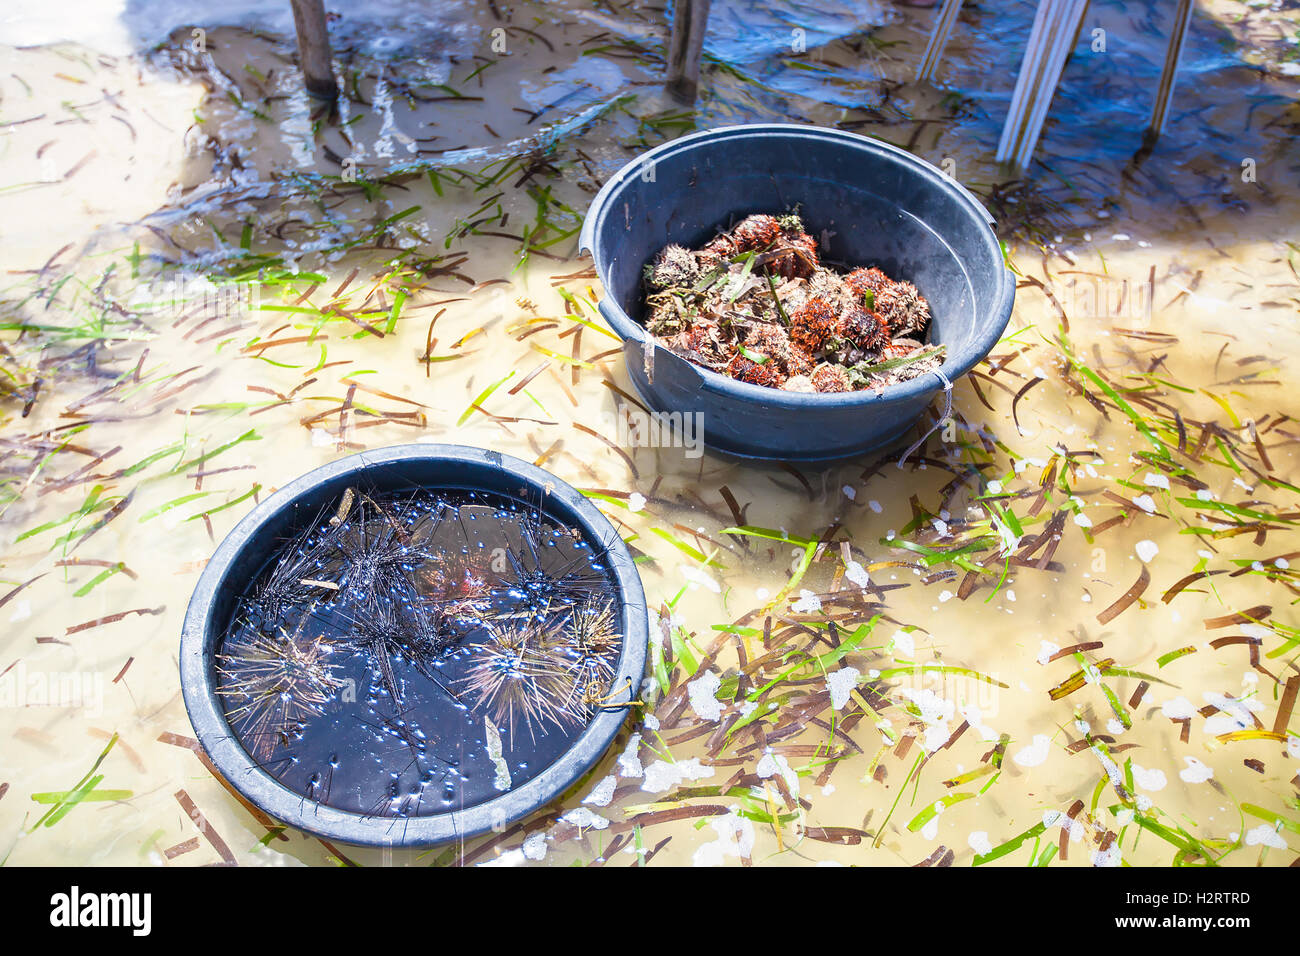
[579,123,1015,462]
[179,444,647,847]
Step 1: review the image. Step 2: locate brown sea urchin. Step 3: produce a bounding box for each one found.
[874,280,932,337]
[789,297,839,353]
[640,210,941,393]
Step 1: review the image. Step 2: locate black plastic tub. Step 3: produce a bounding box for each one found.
[179,444,647,847]
[579,123,1016,462]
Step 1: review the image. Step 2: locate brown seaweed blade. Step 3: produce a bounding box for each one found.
[1096,565,1151,626]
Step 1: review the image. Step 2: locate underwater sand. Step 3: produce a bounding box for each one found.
[1,0,1298,866]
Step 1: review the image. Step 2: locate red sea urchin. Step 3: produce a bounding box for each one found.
[668,319,732,368]
[768,232,819,280]
[644,243,701,291]
[789,297,838,353]
[726,352,787,387]
[874,280,932,337]
[835,306,889,351]
[810,364,852,393]
[640,210,939,393]
[743,323,793,368]
[729,214,783,252]
[844,267,893,303]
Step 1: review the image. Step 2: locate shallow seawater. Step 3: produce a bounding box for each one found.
[214,488,621,817]
[1,0,1298,867]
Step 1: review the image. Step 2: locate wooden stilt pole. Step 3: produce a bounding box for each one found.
[1147,0,1195,141]
[666,0,712,101]
[290,0,336,100]
[995,0,1090,172]
[916,0,964,83]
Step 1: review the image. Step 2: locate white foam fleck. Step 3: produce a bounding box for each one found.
[1131,763,1167,792]
[755,752,800,798]
[687,670,724,722]
[1135,539,1159,562]
[844,560,870,588]
[561,807,609,831]
[1133,494,1157,513]
[968,831,993,856]
[1202,691,1263,736]
[1244,823,1287,849]
[478,849,526,867]
[582,775,617,807]
[1043,809,1085,843]
[617,734,643,778]
[628,492,647,513]
[842,485,856,500]
[791,589,822,613]
[521,831,548,861]
[1143,472,1170,490]
[826,666,860,711]
[1036,640,1060,665]
[679,564,721,593]
[641,757,714,793]
[1091,843,1123,867]
[901,687,954,752]
[691,811,755,866]
[959,703,999,743]
[1179,757,1214,784]
[1013,734,1052,768]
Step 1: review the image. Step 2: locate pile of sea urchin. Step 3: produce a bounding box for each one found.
[643,213,944,393]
